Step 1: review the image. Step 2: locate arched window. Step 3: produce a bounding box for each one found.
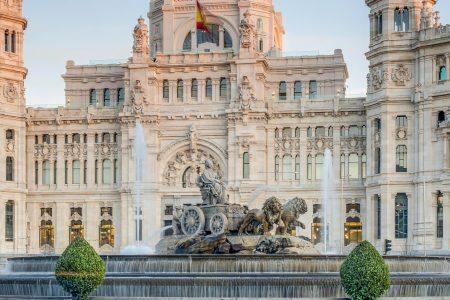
[205,78,212,98]
[197,24,219,46]
[361,153,367,179]
[279,81,287,101]
[243,152,250,179]
[311,216,323,245]
[6,156,13,181]
[315,127,325,138]
[275,155,280,181]
[340,154,346,179]
[4,30,9,52]
[402,7,410,31]
[295,127,301,138]
[361,125,367,136]
[394,8,402,32]
[307,155,313,180]
[102,159,111,184]
[396,145,407,172]
[220,78,227,98]
[5,129,14,141]
[103,89,110,106]
[257,18,263,31]
[282,154,292,180]
[89,89,97,106]
[328,126,333,137]
[348,125,360,137]
[340,126,347,137]
[11,32,16,53]
[275,128,280,139]
[315,154,324,180]
[102,132,110,143]
[395,193,408,238]
[191,79,198,99]
[309,80,317,99]
[72,160,81,184]
[348,153,359,179]
[294,81,302,100]
[295,155,300,180]
[437,192,444,238]
[307,127,312,138]
[282,127,292,139]
[376,12,383,35]
[183,31,192,51]
[439,66,447,81]
[344,214,362,246]
[163,80,169,100]
[42,160,50,185]
[99,219,115,248]
[117,88,125,105]
[69,220,84,243]
[39,220,54,248]
[182,167,193,188]
[73,133,80,144]
[177,80,184,100]
[5,201,14,241]
[224,30,233,48]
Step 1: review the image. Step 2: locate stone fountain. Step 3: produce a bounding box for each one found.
[1,160,450,299]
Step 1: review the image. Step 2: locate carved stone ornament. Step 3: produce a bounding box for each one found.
[130,80,147,115]
[238,76,257,110]
[133,17,150,56]
[188,125,199,153]
[239,11,256,50]
[368,67,388,91]
[3,82,18,102]
[391,64,411,86]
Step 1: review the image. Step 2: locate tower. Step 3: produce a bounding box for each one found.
[364,0,447,254]
[0,0,27,254]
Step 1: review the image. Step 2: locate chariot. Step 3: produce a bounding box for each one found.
[180,204,248,236]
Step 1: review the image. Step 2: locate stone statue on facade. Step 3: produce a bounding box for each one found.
[239,11,256,50]
[133,17,149,56]
[238,76,257,110]
[130,80,146,115]
[197,159,228,205]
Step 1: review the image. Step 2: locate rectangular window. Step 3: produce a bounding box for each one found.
[83,160,87,184]
[53,161,57,185]
[307,156,313,180]
[64,160,68,185]
[35,161,39,185]
[5,201,14,241]
[395,193,408,239]
[375,195,381,239]
[95,159,98,184]
[295,156,300,180]
[437,193,444,238]
[114,159,118,184]
[117,88,125,106]
[309,80,318,99]
[243,152,250,179]
[375,147,381,174]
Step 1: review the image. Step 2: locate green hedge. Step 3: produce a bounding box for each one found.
[55,238,106,300]
[340,240,390,300]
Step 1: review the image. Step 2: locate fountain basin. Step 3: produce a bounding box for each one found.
[1,255,450,299]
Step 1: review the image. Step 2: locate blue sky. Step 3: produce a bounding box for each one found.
[23,0,450,106]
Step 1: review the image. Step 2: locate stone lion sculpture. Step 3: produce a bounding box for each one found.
[276,197,308,235]
[238,197,284,236]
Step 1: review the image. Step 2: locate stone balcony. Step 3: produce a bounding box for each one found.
[419,24,450,42]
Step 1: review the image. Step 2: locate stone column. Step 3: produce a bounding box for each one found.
[198,79,205,103]
[55,202,70,253]
[169,80,176,103]
[56,134,65,190]
[446,55,450,81]
[213,79,220,102]
[286,82,294,101]
[219,26,224,49]
[28,202,39,254]
[266,127,276,185]
[184,81,191,103]
[299,127,308,185]
[85,202,98,251]
[191,29,197,52]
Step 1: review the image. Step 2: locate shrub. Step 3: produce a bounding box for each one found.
[55,238,106,300]
[340,240,390,300]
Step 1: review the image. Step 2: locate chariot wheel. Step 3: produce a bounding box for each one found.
[209,213,228,235]
[181,206,205,236]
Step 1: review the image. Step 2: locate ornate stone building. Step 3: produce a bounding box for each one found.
[0,0,449,255]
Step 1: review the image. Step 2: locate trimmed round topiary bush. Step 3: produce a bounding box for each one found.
[340,240,390,300]
[55,238,106,300]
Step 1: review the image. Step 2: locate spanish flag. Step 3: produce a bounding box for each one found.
[196,0,209,32]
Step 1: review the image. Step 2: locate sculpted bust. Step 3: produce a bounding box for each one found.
[197,159,228,205]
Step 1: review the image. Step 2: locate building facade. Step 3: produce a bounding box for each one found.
[0,0,449,255]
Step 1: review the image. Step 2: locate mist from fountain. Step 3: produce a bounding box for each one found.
[121,121,154,255]
[321,148,338,254]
